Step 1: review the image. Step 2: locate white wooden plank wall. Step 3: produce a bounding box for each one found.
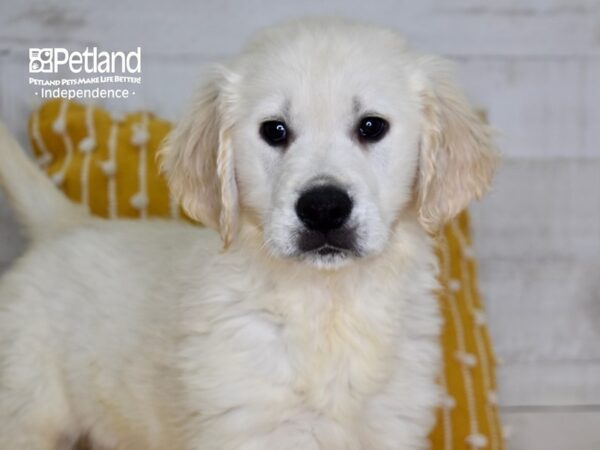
[0,1,599,448]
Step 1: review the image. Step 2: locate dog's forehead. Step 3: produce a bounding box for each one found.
[236,22,415,116]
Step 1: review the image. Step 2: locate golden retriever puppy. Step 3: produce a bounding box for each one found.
[0,18,497,450]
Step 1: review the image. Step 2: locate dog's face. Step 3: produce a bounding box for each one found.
[231,25,425,268]
[162,19,498,269]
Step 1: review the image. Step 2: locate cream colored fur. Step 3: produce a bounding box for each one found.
[0,18,497,450]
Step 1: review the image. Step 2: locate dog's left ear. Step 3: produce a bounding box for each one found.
[160,65,240,247]
[414,56,499,233]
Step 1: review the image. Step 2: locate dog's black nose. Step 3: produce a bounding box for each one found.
[295,185,353,233]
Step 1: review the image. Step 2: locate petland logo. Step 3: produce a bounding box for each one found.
[29,47,141,74]
[29,47,142,100]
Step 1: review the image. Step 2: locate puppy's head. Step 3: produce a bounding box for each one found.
[161,18,498,269]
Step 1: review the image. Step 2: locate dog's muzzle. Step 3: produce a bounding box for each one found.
[295,185,357,256]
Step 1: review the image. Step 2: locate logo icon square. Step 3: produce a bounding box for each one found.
[29,48,53,73]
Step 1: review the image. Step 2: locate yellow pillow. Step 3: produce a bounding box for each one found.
[30,99,504,450]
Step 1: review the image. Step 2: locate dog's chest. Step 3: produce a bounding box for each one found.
[270,278,402,418]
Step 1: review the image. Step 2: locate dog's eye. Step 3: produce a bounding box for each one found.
[357,117,389,143]
[260,120,289,147]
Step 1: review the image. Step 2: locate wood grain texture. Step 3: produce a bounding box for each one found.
[1,0,599,56]
[502,408,600,450]
[470,160,600,407]
[458,58,599,158]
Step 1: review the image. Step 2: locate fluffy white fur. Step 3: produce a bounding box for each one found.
[0,18,497,450]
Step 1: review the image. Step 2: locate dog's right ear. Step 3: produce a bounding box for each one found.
[160,65,240,246]
[413,55,499,233]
